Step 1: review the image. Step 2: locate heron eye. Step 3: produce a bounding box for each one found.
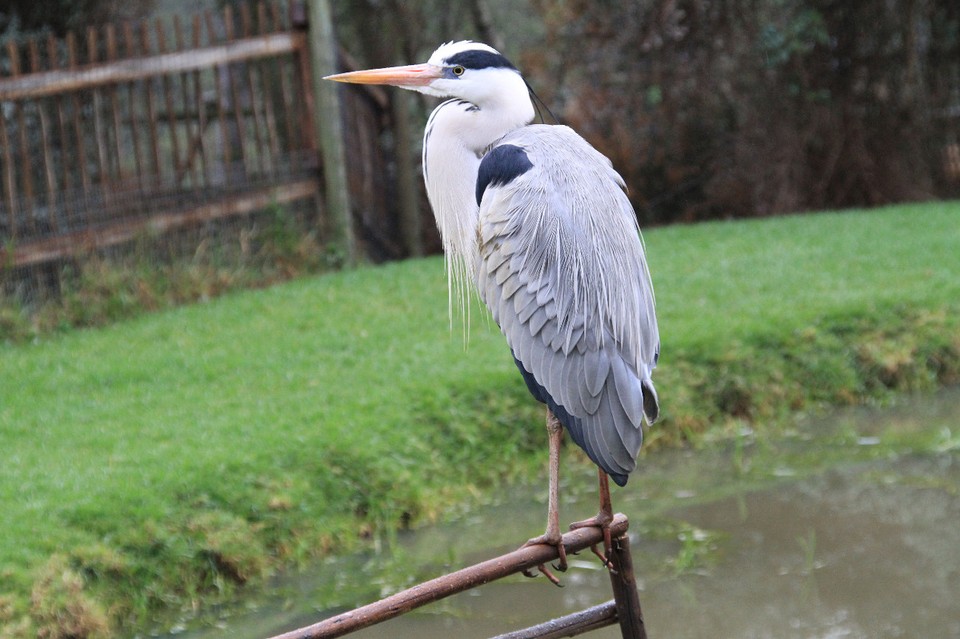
[452,65,465,77]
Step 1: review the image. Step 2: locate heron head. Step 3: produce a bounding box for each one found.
[325,40,527,106]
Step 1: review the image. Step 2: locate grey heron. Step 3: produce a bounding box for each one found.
[327,41,659,583]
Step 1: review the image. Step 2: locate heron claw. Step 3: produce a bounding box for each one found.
[520,561,563,587]
[539,564,564,587]
[569,512,615,571]
[520,532,568,585]
[587,543,617,573]
[537,564,563,588]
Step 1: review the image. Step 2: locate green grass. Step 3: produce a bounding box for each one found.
[651,202,959,346]
[1,201,959,637]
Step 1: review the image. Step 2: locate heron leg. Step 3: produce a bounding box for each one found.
[521,409,567,585]
[569,468,615,570]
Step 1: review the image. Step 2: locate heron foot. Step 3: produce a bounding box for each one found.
[520,533,568,586]
[569,512,616,572]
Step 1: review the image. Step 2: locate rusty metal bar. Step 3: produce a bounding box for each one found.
[491,600,618,639]
[608,533,647,639]
[267,514,629,639]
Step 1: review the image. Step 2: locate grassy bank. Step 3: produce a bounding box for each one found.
[1,202,959,637]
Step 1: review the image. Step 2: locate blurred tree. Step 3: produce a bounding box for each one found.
[0,0,154,39]
[529,0,959,223]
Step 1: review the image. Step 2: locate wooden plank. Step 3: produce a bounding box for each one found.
[9,41,37,233]
[261,60,281,175]
[272,1,299,152]
[87,26,112,201]
[105,24,126,181]
[156,19,183,180]
[173,14,197,184]
[275,0,293,150]
[29,39,60,232]
[141,21,162,187]
[190,14,210,186]
[47,33,75,225]
[240,3,266,174]
[266,515,630,639]
[66,32,91,198]
[0,32,306,100]
[291,15,317,152]
[255,0,267,33]
[4,40,20,76]
[0,179,319,268]
[240,3,253,38]
[276,46,297,155]
[122,22,146,193]
[258,0,281,175]
[223,6,250,174]
[204,10,232,180]
[0,100,17,239]
[268,0,281,31]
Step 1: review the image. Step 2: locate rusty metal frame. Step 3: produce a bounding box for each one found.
[266,513,647,639]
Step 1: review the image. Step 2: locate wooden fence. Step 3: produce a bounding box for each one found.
[0,0,400,272]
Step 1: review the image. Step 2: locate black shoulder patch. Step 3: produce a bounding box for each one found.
[445,49,516,71]
[476,144,533,206]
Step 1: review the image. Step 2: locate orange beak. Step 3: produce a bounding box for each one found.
[324,63,444,88]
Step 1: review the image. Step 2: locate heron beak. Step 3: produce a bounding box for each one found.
[324,63,444,88]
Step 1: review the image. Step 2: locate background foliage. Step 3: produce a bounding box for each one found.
[0,0,154,38]
[3,0,958,228]
[335,0,960,225]
[2,0,957,282]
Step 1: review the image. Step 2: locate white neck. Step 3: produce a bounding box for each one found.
[421,71,534,321]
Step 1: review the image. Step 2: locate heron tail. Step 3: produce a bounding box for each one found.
[642,378,659,425]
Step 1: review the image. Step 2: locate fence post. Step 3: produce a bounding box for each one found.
[304,0,355,266]
[608,533,647,639]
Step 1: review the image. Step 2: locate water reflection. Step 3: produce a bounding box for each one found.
[643,454,960,638]
[161,390,960,639]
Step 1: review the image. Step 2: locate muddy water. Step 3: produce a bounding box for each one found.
[163,390,960,639]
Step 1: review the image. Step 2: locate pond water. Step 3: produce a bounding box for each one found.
[159,390,960,639]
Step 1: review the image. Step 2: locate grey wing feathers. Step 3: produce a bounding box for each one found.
[476,125,659,486]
